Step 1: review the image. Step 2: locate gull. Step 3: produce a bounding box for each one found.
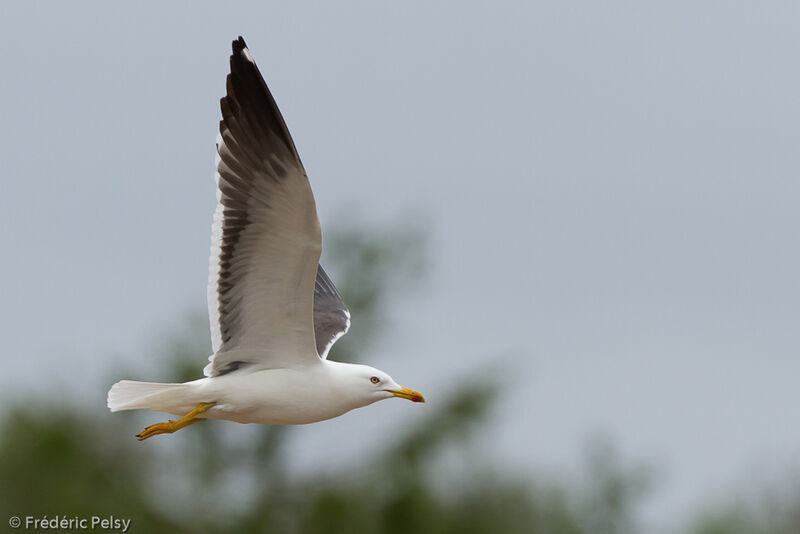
[107,37,425,440]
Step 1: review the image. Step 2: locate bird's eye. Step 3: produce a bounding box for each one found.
[370,376,380,384]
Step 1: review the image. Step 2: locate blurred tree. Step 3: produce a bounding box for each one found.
[574,437,653,534]
[0,404,187,533]
[688,481,800,534]
[0,219,653,534]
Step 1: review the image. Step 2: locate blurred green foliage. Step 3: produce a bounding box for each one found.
[0,220,794,533]
[687,481,800,534]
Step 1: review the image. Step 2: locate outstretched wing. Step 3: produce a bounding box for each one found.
[205,37,321,376]
[313,265,351,359]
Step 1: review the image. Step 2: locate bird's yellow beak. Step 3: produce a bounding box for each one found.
[389,386,426,403]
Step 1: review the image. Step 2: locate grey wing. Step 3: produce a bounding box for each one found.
[205,37,322,377]
[313,264,351,359]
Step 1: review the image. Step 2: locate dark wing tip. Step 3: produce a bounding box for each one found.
[221,36,302,165]
[230,36,254,69]
[233,36,247,52]
[230,36,253,70]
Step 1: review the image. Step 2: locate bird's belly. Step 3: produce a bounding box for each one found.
[219,402,349,425]
[195,369,353,425]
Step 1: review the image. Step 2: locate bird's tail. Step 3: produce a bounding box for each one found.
[107,380,190,413]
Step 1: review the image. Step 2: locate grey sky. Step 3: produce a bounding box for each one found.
[3,2,800,529]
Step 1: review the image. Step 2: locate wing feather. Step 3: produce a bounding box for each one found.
[205,37,321,376]
[313,265,351,359]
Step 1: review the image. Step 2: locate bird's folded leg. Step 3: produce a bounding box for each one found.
[136,402,216,441]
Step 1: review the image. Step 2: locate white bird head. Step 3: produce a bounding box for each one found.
[332,362,426,407]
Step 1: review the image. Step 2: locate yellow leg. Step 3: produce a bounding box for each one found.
[136,402,216,441]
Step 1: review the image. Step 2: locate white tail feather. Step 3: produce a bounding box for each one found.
[107,380,189,412]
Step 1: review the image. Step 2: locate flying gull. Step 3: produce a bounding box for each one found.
[107,37,425,440]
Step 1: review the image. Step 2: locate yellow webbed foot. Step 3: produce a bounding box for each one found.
[136,420,180,440]
[136,402,216,441]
